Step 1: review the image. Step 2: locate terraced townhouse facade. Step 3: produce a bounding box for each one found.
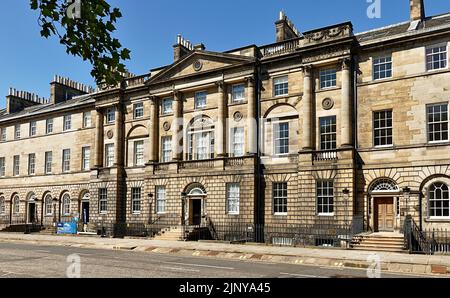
[0,0,449,244]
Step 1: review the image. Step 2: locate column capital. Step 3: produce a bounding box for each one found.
[215,80,225,92]
[301,65,313,77]
[149,95,159,105]
[173,90,183,101]
[340,57,352,70]
[245,77,255,85]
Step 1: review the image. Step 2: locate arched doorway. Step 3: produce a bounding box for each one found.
[80,191,90,225]
[26,193,38,224]
[368,178,401,232]
[183,183,207,226]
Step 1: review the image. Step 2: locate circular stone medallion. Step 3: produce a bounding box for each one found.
[233,111,243,122]
[163,122,171,132]
[322,98,334,110]
[193,60,203,71]
[107,130,114,139]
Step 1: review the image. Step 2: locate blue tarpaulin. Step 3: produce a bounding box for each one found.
[56,222,77,235]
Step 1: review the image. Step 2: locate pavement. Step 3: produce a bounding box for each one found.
[0,242,430,278]
[0,233,449,277]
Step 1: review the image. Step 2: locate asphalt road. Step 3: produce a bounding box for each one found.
[0,242,431,278]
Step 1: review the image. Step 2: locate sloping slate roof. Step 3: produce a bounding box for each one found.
[0,94,94,123]
[356,13,450,43]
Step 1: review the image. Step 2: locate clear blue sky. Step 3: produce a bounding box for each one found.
[1,0,450,108]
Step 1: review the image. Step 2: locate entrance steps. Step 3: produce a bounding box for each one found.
[351,233,406,253]
[153,227,187,241]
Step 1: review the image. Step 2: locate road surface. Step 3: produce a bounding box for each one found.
[0,242,431,278]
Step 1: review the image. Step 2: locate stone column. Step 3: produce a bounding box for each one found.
[94,109,104,168]
[114,104,123,166]
[172,91,183,161]
[246,78,257,155]
[216,82,227,157]
[302,66,313,150]
[341,58,353,148]
[149,96,159,162]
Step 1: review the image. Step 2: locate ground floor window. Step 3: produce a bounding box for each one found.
[45,195,53,215]
[13,195,20,214]
[0,197,5,215]
[156,186,166,214]
[62,193,71,216]
[131,187,142,214]
[317,180,334,215]
[273,183,288,215]
[429,182,450,218]
[99,188,108,213]
[226,183,240,215]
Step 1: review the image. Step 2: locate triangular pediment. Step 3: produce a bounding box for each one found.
[147,50,255,84]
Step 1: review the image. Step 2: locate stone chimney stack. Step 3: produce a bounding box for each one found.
[6,88,48,114]
[173,34,194,62]
[50,75,95,105]
[275,11,301,42]
[410,0,425,22]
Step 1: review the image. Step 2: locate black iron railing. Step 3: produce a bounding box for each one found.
[403,215,450,255]
[108,218,356,248]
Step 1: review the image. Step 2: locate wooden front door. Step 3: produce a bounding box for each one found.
[375,197,394,232]
[189,199,202,226]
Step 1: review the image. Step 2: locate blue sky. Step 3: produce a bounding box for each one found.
[1,0,450,108]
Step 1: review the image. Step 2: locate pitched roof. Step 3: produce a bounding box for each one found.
[0,94,94,123]
[356,13,450,44]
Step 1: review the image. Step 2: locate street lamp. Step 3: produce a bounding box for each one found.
[342,188,351,224]
[403,186,411,216]
[53,199,57,234]
[181,192,187,225]
[148,193,153,224]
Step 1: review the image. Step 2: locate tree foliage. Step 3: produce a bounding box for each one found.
[30,0,131,87]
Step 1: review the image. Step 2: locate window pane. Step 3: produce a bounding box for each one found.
[427,103,449,142]
[320,69,337,89]
[274,76,289,96]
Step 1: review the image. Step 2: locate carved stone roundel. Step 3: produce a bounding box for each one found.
[322,98,334,110]
[107,130,114,139]
[163,122,171,132]
[193,60,203,71]
[233,111,243,122]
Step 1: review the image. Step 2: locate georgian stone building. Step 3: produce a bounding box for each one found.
[0,0,449,242]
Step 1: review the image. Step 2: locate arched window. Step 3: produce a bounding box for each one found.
[429,182,450,218]
[44,194,53,215]
[369,178,400,193]
[62,193,71,216]
[187,116,215,160]
[0,197,5,215]
[13,195,20,215]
